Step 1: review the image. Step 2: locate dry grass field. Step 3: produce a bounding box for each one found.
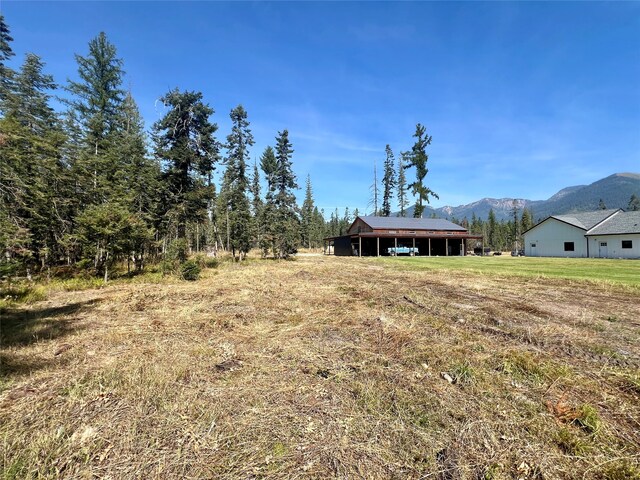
[1,255,639,479]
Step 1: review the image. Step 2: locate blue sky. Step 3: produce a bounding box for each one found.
[2,1,639,215]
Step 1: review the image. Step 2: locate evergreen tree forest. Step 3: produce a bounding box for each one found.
[0,21,329,280]
[460,206,535,252]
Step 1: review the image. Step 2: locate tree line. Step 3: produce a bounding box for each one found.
[0,18,332,281]
[462,204,534,252]
[2,13,572,280]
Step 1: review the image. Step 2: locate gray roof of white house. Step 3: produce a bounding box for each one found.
[358,216,466,231]
[552,209,620,230]
[586,211,640,235]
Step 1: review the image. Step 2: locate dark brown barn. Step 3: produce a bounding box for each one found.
[325,216,483,256]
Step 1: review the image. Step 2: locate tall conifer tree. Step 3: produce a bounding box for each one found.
[405,124,438,218]
[397,152,409,217]
[0,52,67,270]
[250,161,263,248]
[153,89,218,240]
[66,32,125,203]
[381,144,396,217]
[111,92,161,219]
[301,175,315,248]
[259,146,278,256]
[273,130,299,258]
[222,105,253,260]
[0,15,15,112]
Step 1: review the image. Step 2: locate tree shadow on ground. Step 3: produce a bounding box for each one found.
[1,300,100,383]
[1,299,100,348]
[0,351,73,383]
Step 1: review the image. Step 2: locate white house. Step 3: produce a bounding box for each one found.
[585,210,640,259]
[524,209,640,259]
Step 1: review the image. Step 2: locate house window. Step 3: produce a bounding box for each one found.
[600,242,607,247]
[564,242,574,252]
[530,243,536,248]
[622,240,632,249]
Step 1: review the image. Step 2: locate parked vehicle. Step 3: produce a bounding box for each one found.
[387,246,419,256]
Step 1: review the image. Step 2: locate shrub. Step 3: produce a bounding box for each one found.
[166,238,188,264]
[74,258,93,270]
[205,257,219,269]
[160,260,175,276]
[192,254,218,269]
[180,260,201,281]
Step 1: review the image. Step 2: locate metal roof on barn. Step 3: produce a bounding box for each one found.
[586,211,640,235]
[551,209,620,230]
[357,216,466,231]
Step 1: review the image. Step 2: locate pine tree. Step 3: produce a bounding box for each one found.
[110,92,160,267]
[310,206,326,249]
[112,92,160,216]
[301,175,315,248]
[598,198,607,210]
[488,209,498,251]
[66,32,125,203]
[397,152,409,217]
[341,207,351,235]
[222,105,254,260]
[0,15,15,112]
[259,146,278,256]
[381,144,396,217]
[405,124,438,218]
[0,52,67,272]
[520,208,533,236]
[250,161,263,247]
[76,202,151,282]
[511,200,519,252]
[470,212,480,234]
[629,194,640,212]
[273,130,299,258]
[153,89,218,240]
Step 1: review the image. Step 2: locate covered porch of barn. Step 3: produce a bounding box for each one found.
[324,233,484,257]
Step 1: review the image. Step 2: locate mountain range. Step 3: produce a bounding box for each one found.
[408,173,640,222]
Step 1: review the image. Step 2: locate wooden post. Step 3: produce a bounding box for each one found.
[428,238,431,256]
[461,239,464,256]
[358,236,362,257]
[412,237,416,256]
[446,238,449,256]
[394,237,397,254]
[376,237,380,257]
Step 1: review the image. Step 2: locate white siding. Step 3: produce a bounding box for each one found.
[523,219,588,257]
[587,234,640,259]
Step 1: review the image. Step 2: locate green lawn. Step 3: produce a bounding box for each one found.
[383,255,640,288]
